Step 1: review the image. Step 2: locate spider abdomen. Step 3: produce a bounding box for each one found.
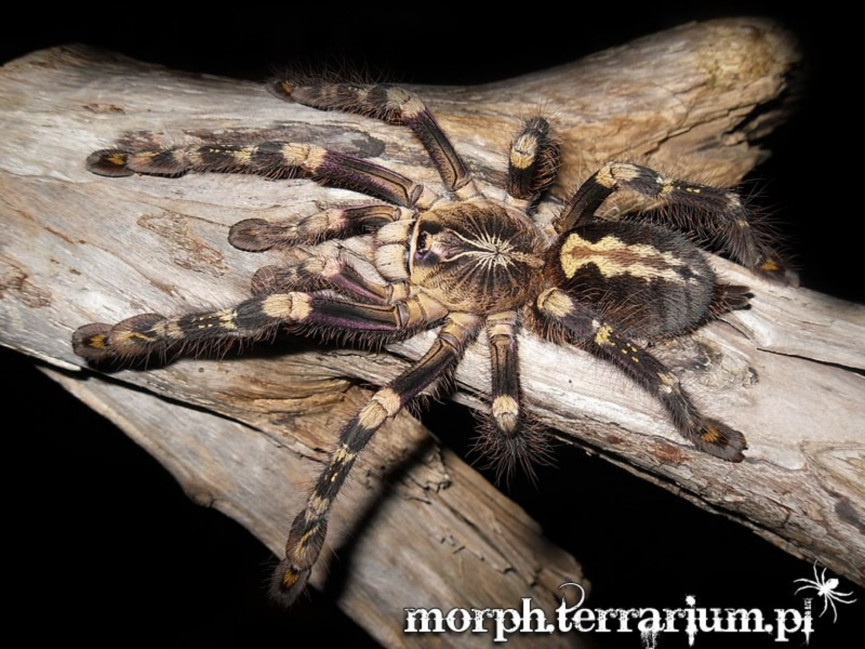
[548,221,716,338]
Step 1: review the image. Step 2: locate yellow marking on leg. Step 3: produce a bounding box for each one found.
[330,444,357,473]
[487,312,518,338]
[611,163,643,182]
[492,395,519,433]
[356,387,401,431]
[229,148,252,164]
[388,281,410,303]
[121,330,156,342]
[279,143,326,171]
[537,288,574,319]
[510,133,539,170]
[594,323,613,346]
[218,311,238,330]
[657,371,678,394]
[595,163,617,188]
[86,333,108,349]
[596,162,642,186]
[105,152,127,167]
[402,294,449,329]
[163,321,185,340]
[188,309,236,331]
[510,150,534,170]
[356,401,388,431]
[306,494,332,518]
[373,387,402,416]
[761,259,780,272]
[298,524,322,549]
[261,293,312,322]
[701,426,722,444]
[386,87,425,119]
[398,297,420,329]
[281,569,301,588]
[453,181,482,202]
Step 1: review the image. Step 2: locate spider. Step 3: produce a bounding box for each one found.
[795,563,858,622]
[73,80,787,605]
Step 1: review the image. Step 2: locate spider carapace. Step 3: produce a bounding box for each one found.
[73,81,788,604]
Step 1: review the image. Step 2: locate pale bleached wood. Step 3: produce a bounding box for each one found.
[2,18,863,646]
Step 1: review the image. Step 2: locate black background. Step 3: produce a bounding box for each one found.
[4,3,861,648]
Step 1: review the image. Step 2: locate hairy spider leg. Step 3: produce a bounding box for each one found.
[245,248,393,303]
[87,143,443,210]
[275,81,561,217]
[271,312,482,605]
[87,143,434,304]
[479,310,548,478]
[271,81,480,200]
[505,116,560,212]
[74,290,475,604]
[228,205,413,251]
[72,288,449,362]
[485,311,521,436]
[536,287,746,461]
[558,161,788,280]
[266,96,562,472]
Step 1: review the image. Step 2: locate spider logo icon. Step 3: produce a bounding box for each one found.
[794,563,857,622]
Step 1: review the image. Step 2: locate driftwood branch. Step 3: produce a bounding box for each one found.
[3,18,863,645]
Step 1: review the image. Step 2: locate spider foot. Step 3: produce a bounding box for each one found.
[72,313,166,361]
[686,418,747,463]
[87,147,202,177]
[271,78,478,197]
[228,218,275,252]
[754,257,800,286]
[710,284,753,319]
[270,564,312,607]
[270,509,327,606]
[86,149,134,177]
[473,412,553,483]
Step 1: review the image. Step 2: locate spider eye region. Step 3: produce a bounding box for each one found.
[413,225,463,265]
[413,221,443,256]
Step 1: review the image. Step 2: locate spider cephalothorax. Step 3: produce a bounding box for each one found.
[73,80,787,605]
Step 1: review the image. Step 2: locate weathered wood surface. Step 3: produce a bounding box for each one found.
[2,18,863,646]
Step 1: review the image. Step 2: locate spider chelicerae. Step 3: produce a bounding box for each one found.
[73,80,787,604]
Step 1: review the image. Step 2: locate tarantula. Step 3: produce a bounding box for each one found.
[73,80,786,605]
